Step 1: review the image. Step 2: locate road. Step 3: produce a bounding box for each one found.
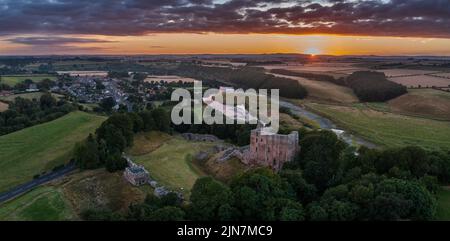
[0,163,76,203]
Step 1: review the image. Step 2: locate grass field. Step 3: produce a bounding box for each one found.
[271,73,358,104]
[0,111,106,193]
[386,89,450,120]
[436,188,450,221]
[0,91,63,102]
[131,136,216,196]
[0,186,75,221]
[0,101,8,112]
[306,102,450,151]
[0,75,57,86]
[0,169,148,221]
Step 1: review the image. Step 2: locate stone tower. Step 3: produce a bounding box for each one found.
[247,128,299,172]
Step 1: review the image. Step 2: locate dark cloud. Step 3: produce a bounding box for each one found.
[5,36,116,45]
[0,0,448,38]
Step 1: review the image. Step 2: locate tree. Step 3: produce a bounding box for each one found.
[189,177,233,221]
[149,206,185,221]
[39,92,56,109]
[105,151,128,172]
[100,97,116,112]
[73,134,101,169]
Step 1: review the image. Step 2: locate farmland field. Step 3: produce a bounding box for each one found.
[306,102,450,151]
[0,101,8,112]
[271,73,358,104]
[56,71,108,77]
[0,91,63,102]
[0,111,106,193]
[387,89,450,120]
[131,136,216,196]
[260,63,365,78]
[376,69,438,77]
[144,75,198,83]
[0,75,57,86]
[388,75,450,88]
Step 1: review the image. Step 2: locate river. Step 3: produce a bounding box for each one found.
[278,100,377,148]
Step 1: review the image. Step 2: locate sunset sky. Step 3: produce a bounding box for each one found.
[0,0,449,56]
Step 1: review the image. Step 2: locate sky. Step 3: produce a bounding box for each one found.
[0,0,449,56]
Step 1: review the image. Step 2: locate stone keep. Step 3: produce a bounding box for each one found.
[247,128,299,171]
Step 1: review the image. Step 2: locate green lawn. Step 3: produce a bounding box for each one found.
[131,137,215,196]
[306,102,450,151]
[0,186,75,221]
[0,75,57,86]
[436,188,450,221]
[0,111,106,192]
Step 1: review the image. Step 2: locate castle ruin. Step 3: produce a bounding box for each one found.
[243,128,299,172]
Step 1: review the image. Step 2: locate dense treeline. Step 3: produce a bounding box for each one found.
[73,107,171,171]
[346,71,407,102]
[81,127,450,221]
[0,93,77,135]
[270,69,407,102]
[270,69,347,86]
[174,64,308,99]
[172,120,256,146]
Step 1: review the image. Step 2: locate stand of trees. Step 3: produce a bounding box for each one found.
[270,69,347,86]
[346,71,407,102]
[0,93,77,135]
[174,64,308,99]
[270,69,407,102]
[73,107,171,171]
[80,128,450,221]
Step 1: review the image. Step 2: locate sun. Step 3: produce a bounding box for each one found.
[304,47,321,56]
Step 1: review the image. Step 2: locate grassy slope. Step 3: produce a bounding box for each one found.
[0,111,106,192]
[271,73,358,104]
[131,136,216,196]
[0,169,148,221]
[306,102,450,151]
[0,75,57,86]
[387,89,450,120]
[0,186,75,221]
[436,188,450,221]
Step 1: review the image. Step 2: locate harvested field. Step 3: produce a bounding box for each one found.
[388,75,450,88]
[144,75,198,83]
[377,69,438,77]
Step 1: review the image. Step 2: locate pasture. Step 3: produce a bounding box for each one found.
[131,136,216,196]
[0,111,106,193]
[0,91,63,102]
[306,102,450,151]
[387,89,450,120]
[0,186,75,221]
[0,168,148,220]
[0,75,57,86]
[271,73,358,104]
